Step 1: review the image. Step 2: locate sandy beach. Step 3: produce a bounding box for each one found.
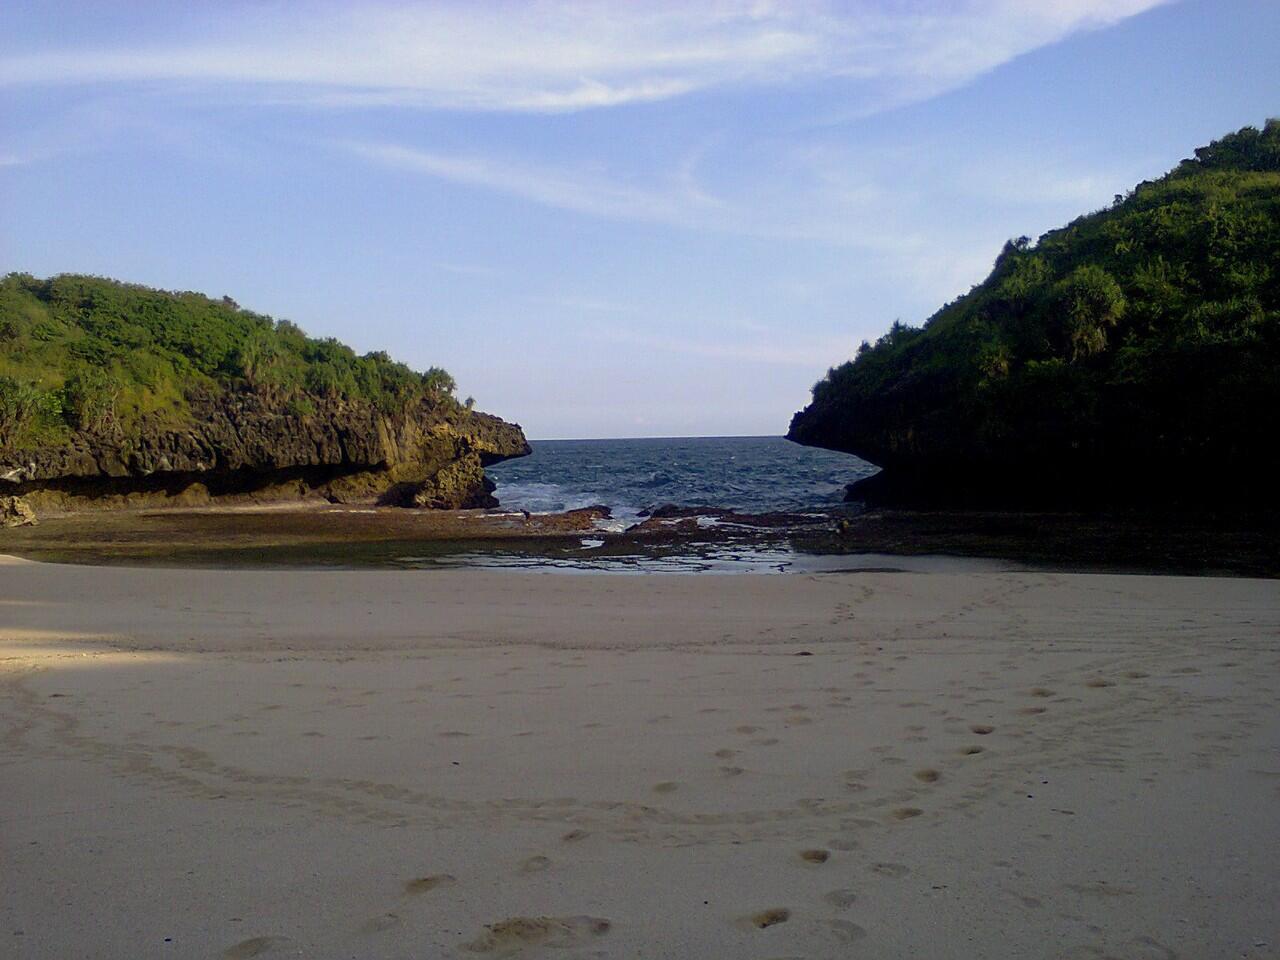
[1,556,1277,959]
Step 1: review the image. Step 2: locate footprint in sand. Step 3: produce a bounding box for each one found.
[747,908,791,929]
[800,849,830,864]
[970,724,995,735]
[823,889,858,909]
[735,725,763,734]
[405,874,457,894]
[913,769,941,783]
[828,919,868,943]
[652,781,679,794]
[871,862,909,878]
[891,807,923,821]
[561,830,589,843]
[1084,678,1115,688]
[1029,688,1055,698]
[1126,935,1179,960]
[751,737,781,747]
[224,937,292,959]
[464,915,611,953]
[713,748,738,759]
[961,745,986,755]
[843,769,869,791]
[519,855,551,873]
[358,913,401,934]
[720,766,745,777]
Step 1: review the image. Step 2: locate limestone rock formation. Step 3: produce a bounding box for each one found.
[0,495,37,527]
[0,393,529,514]
[0,273,531,517]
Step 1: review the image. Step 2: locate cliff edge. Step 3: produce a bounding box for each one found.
[0,274,529,515]
[788,122,1280,507]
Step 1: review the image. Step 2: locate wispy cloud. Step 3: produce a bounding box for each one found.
[342,141,717,225]
[339,132,1125,262]
[2,2,1170,114]
[337,137,928,257]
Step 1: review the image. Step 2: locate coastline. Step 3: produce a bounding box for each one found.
[2,557,1277,958]
[2,500,1276,577]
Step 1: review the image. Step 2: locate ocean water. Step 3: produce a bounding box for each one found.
[486,436,876,523]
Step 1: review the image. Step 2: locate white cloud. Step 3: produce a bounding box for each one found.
[338,133,1129,306]
[338,137,938,263]
[2,1,1171,114]
[343,140,716,224]
[341,136,880,238]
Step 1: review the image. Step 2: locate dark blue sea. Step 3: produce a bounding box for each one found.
[486,435,876,524]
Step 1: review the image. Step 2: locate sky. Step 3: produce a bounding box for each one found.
[1,1,1277,439]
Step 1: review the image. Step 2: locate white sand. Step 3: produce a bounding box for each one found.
[1,556,1277,959]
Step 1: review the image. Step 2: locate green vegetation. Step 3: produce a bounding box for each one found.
[0,274,458,450]
[794,121,1280,502]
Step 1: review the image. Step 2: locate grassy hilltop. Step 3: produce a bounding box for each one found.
[789,121,1280,506]
[0,274,459,450]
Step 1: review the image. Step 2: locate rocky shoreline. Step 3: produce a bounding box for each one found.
[0,392,530,519]
[2,499,1275,577]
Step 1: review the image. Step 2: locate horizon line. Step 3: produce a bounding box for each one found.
[523,433,788,443]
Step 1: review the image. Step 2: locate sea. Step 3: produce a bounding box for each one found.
[485,435,877,524]
[401,434,906,573]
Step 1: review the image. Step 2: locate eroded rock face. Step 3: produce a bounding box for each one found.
[0,496,37,527]
[0,393,530,515]
[408,453,495,510]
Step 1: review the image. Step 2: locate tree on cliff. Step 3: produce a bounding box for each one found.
[0,274,462,451]
[789,121,1280,506]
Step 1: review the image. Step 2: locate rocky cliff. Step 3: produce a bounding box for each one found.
[0,392,530,514]
[0,273,529,516]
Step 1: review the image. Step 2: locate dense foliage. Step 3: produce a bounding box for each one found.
[794,121,1280,502]
[0,274,457,449]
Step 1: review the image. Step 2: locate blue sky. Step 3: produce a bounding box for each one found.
[2,1,1277,439]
